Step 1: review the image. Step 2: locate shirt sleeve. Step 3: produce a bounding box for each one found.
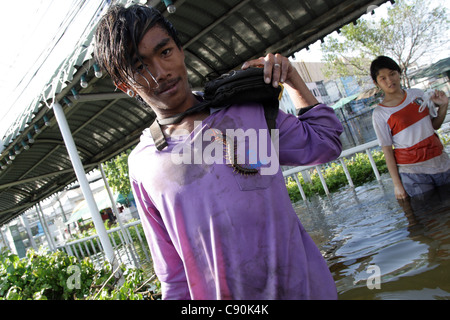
[276,104,343,166]
[372,107,393,147]
[131,178,191,300]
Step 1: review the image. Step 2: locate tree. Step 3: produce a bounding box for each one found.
[321,0,450,88]
[102,149,133,205]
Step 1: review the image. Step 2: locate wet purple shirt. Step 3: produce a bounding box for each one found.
[129,103,343,299]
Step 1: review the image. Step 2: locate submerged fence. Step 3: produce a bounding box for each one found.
[282,140,381,201]
[283,114,450,201]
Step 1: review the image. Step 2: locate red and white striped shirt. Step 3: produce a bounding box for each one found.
[372,88,450,174]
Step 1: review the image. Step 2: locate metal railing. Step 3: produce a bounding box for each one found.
[56,220,151,270]
[283,114,450,200]
[282,140,381,201]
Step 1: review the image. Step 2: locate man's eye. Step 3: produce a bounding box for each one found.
[134,64,146,73]
[162,48,171,56]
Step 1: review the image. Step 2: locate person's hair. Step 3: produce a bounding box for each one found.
[370,56,402,83]
[94,4,181,86]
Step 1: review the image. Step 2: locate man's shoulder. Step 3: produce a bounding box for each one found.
[406,88,424,96]
[128,129,154,161]
[372,104,386,116]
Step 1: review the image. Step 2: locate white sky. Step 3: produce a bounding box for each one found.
[0,0,449,140]
[0,0,105,139]
[293,0,450,64]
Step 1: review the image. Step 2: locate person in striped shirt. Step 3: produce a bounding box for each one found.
[371,56,450,199]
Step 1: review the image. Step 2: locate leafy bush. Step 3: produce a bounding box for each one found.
[286,150,388,201]
[102,149,133,202]
[0,248,160,300]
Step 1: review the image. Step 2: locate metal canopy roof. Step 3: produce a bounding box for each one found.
[411,57,450,80]
[0,0,389,226]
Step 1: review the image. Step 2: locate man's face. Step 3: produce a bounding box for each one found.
[375,68,401,94]
[130,25,194,116]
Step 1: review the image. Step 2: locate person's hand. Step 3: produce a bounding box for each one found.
[394,184,408,200]
[241,53,294,89]
[431,90,449,108]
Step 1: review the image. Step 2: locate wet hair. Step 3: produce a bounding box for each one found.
[94,4,181,87]
[370,56,402,83]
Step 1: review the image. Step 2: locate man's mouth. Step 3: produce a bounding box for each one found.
[154,78,180,95]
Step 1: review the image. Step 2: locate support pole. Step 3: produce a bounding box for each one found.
[339,158,354,188]
[20,214,37,250]
[366,149,381,182]
[51,102,118,270]
[292,173,307,201]
[36,203,56,251]
[315,165,330,196]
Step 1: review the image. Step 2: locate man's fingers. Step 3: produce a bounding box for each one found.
[242,53,290,87]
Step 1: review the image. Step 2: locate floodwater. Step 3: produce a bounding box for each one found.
[293,173,450,300]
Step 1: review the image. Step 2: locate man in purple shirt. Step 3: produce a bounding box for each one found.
[95,4,343,299]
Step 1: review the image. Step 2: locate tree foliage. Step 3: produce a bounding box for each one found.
[321,0,450,87]
[102,148,133,198]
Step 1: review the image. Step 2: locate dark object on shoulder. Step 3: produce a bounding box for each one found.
[152,68,283,150]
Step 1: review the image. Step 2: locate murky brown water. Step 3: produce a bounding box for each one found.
[293,174,450,300]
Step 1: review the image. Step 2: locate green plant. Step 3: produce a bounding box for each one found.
[0,248,101,299]
[0,248,160,300]
[286,150,388,201]
[102,149,134,203]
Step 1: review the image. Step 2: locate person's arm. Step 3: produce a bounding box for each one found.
[241,53,318,109]
[131,179,190,300]
[274,106,343,166]
[431,90,449,130]
[382,145,408,199]
[242,53,343,166]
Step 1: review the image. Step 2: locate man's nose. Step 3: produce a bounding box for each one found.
[142,66,159,88]
[151,62,170,85]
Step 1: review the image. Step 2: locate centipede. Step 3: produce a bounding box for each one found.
[209,127,259,176]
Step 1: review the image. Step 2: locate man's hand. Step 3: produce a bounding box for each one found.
[241,53,293,89]
[431,90,449,108]
[431,90,449,130]
[242,53,318,108]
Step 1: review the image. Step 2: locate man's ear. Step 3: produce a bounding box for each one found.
[115,82,136,98]
[115,81,129,93]
[180,46,185,58]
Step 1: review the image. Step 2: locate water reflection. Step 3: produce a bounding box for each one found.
[293,174,450,300]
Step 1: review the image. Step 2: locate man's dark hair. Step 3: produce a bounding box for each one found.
[94,4,181,86]
[370,56,402,83]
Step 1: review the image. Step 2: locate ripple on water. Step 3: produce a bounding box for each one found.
[294,174,450,300]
